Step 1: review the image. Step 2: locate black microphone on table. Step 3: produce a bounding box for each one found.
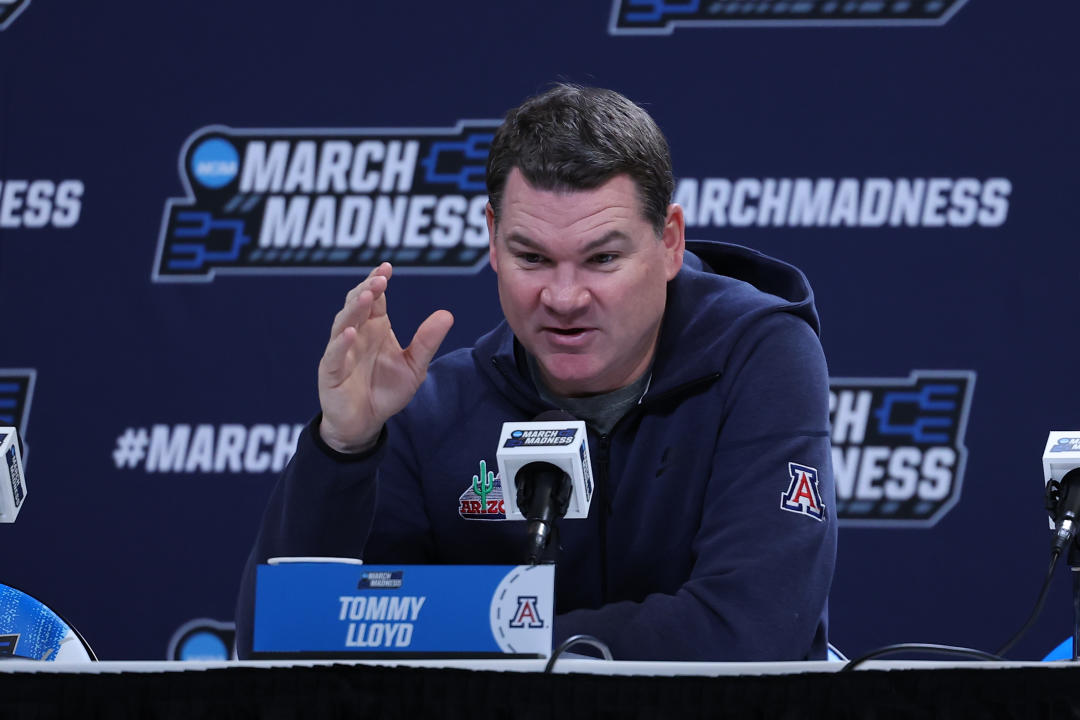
[1043,433,1080,554]
[496,411,595,564]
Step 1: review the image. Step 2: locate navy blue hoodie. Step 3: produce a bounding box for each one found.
[236,240,837,661]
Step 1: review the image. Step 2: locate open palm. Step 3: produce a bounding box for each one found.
[318,263,454,453]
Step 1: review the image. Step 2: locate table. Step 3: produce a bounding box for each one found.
[2,658,1079,718]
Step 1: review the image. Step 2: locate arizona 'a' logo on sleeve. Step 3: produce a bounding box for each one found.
[781,462,825,521]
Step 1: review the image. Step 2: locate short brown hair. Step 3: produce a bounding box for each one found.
[485,84,674,234]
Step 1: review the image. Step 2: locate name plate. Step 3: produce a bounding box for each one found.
[253,562,554,658]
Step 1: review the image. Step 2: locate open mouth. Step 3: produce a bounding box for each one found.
[541,327,594,347]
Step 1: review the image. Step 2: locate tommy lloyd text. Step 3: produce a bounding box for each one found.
[337,595,427,648]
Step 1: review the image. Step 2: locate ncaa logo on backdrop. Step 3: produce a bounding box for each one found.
[829,370,975,527]
[609,0,970,34]
[167,619,234,661]
[154,121,498,281]
[0,0,30,30]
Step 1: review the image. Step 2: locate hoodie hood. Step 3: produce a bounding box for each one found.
[474,239,821,403]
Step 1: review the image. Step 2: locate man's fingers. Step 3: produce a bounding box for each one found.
[343,263,390,306]
[343,274,387,308]
[320,325,357,386]
[344,262,392,305]
[403,310,454,377]
[367,266,391,319]
[329,286,377,340]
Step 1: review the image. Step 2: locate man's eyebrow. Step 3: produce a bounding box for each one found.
[503,232,542,250]
[503,230,631,252]
[580,231,631,253]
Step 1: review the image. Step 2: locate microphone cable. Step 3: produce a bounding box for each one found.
[543,634,613,673]
[842,547,1061,671]
[994,548,1061,657]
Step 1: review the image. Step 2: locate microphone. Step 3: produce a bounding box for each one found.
[515,461,572,564]
[1043,432,1080,554]
[496,411,595,564]
[0,427,27,523]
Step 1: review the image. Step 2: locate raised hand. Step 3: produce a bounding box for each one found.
[317,262,454,453]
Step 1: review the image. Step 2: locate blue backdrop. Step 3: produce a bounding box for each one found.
[1,0,1077,661]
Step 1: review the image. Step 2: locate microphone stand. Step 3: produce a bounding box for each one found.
[1071,541,1080,661]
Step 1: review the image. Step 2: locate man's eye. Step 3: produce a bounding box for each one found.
[590,253,617,265]
[518,253,545,265]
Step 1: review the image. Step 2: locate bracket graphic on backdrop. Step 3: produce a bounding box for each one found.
[0,0,31,31]
[830,370,976,528]
[0,369,35,458]
[609,0,970,35]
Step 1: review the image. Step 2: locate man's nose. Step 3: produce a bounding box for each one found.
[540,267,590,315]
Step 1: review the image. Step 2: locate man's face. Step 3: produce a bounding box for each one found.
[487,169,684,397]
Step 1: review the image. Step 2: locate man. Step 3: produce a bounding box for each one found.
[236,84,836,661]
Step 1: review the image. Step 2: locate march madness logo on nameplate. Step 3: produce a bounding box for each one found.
[781,463,825,521]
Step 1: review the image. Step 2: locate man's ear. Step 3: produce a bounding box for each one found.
[662,203,685,281]
[486,201,498,273]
